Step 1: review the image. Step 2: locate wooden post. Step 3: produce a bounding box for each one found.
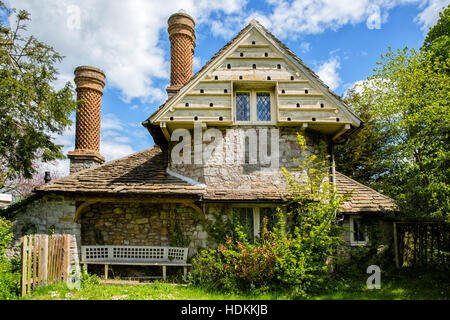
[104,264,109,280]
[183,266,188,281]
[21,236,27,297]
[393,222,399,269]
[56,236,63,281]
[48,236,53,283]
[38,235,43,287]
[27,236,32,295]
[162,266,167,281]
[32,235,37,288]
[63,235,71,281]
[42,235,48,286]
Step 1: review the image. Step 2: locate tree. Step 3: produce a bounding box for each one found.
[335,86,396,191]
[1,157,62,199]
[423,4,449,72]
[357,47,449,217]
[0,2,77,190]
[335,5,450,218]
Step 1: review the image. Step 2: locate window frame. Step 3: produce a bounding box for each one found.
[349,216,369,246]
[234,90,275,125]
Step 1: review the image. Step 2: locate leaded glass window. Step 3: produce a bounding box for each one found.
[256,92,271,121]
[236,92,250,121]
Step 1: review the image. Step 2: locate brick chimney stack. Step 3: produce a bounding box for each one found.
[68,66,106,174]
[166,12,196,97]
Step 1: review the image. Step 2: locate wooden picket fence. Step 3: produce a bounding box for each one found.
[21,234,71,296]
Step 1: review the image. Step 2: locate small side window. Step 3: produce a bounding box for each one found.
[350,217,368,245]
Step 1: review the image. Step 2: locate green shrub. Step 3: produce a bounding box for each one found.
[0,217,20,299]
[81,269,101,289]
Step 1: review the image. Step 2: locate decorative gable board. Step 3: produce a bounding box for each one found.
[151,21,361,138]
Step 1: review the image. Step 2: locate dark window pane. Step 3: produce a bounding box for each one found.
[236,93,250,121]
[260,207,276,233]
[257,93,271,121]
[233,207,254,242]
[353,219,366,242]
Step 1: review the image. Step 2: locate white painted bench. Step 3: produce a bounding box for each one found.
[81,245,190,281]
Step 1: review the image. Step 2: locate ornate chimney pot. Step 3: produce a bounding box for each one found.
[68,66,106,174]
[166,12,196,97]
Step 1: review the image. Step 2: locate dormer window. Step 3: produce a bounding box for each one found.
[235,90,273,123]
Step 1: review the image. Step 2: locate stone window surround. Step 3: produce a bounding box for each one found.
[234,89,275,125]
[349,215,369,246]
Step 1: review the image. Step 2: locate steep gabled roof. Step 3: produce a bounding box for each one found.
[37,147,395,214]
[144,19,362,127]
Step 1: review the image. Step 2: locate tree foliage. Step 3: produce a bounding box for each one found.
[0,2,77,190]
[335,87,396,190]
[335,6,449,218]
[423,4,450,72]
[338,48,449,217]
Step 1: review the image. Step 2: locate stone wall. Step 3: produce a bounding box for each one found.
[8,195,80,273]
[80,202,208,255]
[169,126,328,187]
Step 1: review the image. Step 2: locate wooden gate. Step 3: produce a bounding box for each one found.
[21,234,71,296]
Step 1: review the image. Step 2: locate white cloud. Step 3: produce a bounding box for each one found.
[316,56,342,91]
[7,0,447,106]
[300,42,311,53]
[100,141,135,161]
[414,0,449,32]
[249,0,446,38]
[101,113,124,131]
[7,0,247,103]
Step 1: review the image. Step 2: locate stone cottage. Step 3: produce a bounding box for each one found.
[7,13,395,274]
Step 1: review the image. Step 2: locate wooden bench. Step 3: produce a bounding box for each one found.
[81,245,191,281]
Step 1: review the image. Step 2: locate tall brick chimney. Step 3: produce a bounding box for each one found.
[68,66,106,174]
[166,12,196,97]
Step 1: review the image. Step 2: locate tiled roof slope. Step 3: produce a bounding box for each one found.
[36,147,204,196]
[37,147,395,213]
[335,172,396,213]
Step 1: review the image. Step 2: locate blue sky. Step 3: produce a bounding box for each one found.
[5,0,449,176]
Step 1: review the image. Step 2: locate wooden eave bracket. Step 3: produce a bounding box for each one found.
[332,124,351,142]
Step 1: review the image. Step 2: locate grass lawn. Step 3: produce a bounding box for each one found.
[26,268,449,300]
